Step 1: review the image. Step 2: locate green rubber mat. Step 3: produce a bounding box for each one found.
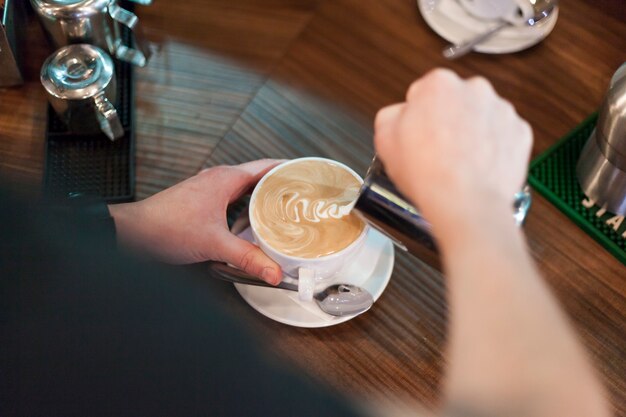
[528,113,626,266]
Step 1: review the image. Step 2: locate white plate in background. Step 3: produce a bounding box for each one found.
[418,0,559,54]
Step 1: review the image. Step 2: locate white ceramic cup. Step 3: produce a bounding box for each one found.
[249,157,369,300]
[458,0,534,25]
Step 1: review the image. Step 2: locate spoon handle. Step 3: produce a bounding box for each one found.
[442,20,510,60]
[207,261,298,291]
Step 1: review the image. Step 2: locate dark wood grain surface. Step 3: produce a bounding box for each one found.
[1,0,625,414]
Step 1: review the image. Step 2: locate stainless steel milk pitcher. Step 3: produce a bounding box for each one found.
[353,157,532,269]
[31,0,152,67]
[41,44,124,141]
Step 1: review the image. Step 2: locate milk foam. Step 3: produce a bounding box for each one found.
[284,193,353,223]
[252,160,364,258]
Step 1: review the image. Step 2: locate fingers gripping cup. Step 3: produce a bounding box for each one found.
[249,158,368,301]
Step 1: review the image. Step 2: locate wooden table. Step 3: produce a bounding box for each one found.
[1,0,625,414]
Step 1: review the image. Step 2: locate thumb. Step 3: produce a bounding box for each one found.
[226,159,287,203]
[216,232,282,285]
[235,159,286,177]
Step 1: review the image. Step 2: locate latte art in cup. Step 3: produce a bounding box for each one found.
[252,160,365,258]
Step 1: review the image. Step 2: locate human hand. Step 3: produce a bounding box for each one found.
[374,69,533,239]
[108,160,283,284]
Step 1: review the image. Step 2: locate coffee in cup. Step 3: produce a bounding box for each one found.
[252,159,364,258]
[249,157,368,301]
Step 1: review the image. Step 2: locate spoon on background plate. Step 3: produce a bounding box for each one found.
[442,0,558,59]
[208,261,374,317]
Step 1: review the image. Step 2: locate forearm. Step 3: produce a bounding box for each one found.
[371,69,608,417]
[108,201,181,263]
[108,202,156,252]
[437,204,611,417]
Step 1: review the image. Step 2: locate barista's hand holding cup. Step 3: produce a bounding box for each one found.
[458,0,534,25]
[249,157,368,301]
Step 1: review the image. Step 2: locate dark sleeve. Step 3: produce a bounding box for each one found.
[0,188,364,417]
[47,193,118,249]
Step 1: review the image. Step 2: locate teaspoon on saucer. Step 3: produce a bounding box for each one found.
[208,261,374,317]
[442,0,558,59]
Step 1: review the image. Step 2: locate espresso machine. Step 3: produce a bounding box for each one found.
[0,0,29,87]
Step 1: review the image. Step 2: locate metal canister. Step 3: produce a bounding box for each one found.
[31,0,152,67]
[353,157,532,269]
[41,44,124,141]
[577,63,626,215]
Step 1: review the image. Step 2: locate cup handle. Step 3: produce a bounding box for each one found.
[298,268,316,302]
[513,184,532,226]
[93,92,124,141]
[108,3,153,67]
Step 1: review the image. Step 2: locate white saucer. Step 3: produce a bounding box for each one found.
[234,228,395,328]
[418,0,559,54]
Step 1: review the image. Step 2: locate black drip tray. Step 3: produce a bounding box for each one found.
[43,25,136,203]
[45,133,134,202]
